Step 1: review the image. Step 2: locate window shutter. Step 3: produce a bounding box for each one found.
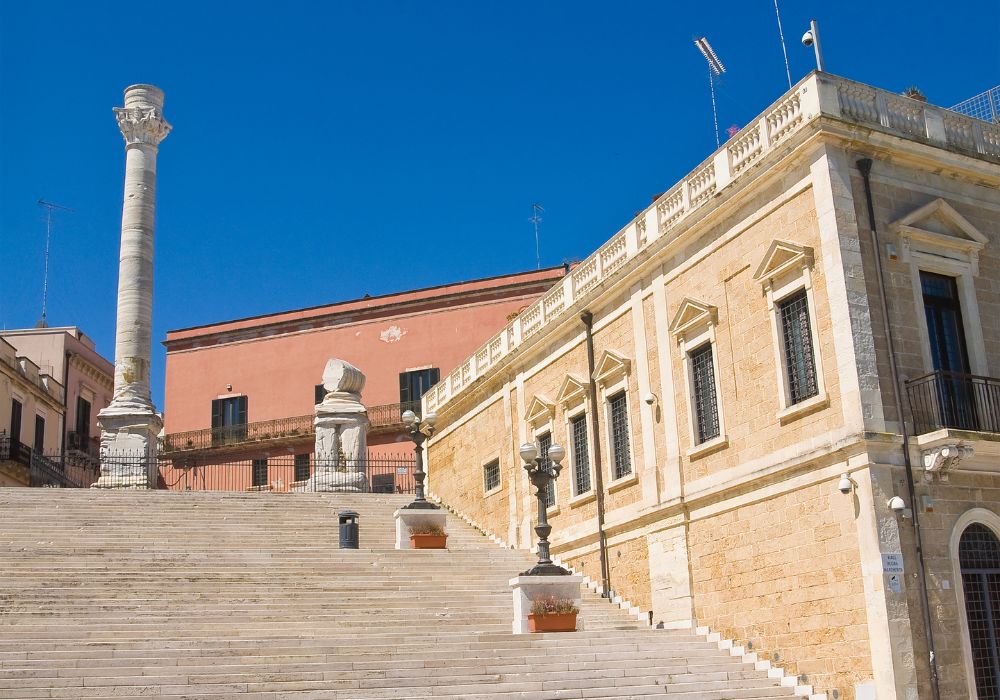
[211,399,223,430]
[236,396,248,425]
[430,367,440,386]
[399,373,411,404]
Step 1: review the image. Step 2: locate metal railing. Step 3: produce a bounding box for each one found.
[162,401,422,455]
[906,370,1000,435]
[0,435,31,465]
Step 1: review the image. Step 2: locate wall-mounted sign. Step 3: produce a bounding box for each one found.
[882,552,904,574]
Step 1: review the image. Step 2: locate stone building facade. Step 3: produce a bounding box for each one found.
[423,72,1000,700]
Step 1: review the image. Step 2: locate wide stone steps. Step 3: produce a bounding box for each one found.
[0,489,792,699]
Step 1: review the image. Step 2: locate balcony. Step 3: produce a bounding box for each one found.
[161,401,421,456]
[906,370,1000,435]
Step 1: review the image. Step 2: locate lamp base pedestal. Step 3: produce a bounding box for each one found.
[509,574,584,634]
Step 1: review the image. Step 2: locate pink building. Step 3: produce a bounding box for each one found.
[160,267,567,489]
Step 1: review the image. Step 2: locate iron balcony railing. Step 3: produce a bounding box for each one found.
[906,370,1000,435]
[0,435,31,465]
[162,401,421,454]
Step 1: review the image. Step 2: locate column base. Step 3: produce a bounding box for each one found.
[509,574,584,634]
[95,407,162,489]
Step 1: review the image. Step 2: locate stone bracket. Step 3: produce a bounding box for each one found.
[921,443,973,481]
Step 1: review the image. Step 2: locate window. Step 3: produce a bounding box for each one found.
[608,391,632,479]
[960,523,1000,699]
[538,432,555,508]
[483,458,500,494]
[10,399,22,445]
[294,453,310,482]
[251,458,268,487]
[779,290,819,405]
[570,413,591,495]
[314,384,326,405]
[75,397,91,440]
[399,368,440,406]
[33,415,45,454]
[922,272,970,374]
[690,344,720,444]
[211,396,247,445]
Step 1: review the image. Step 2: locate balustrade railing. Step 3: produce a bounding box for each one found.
[162,400,422,454]
[906,370,1000,435]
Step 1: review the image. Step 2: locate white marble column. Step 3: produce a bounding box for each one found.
[95,84,171,489]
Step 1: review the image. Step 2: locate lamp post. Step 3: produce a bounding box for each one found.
[401,409,439,510]
[519,440,569,576]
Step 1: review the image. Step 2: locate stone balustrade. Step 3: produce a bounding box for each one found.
[423,72,1000,416]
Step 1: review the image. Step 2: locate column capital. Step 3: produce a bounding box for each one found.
[114,106,171,147]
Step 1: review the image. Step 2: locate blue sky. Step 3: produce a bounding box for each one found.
[1,1,997,407]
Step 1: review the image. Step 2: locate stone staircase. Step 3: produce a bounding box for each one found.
[0,489,795,699]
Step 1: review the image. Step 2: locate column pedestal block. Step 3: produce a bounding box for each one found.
[509,574,584,634]
[394,510,448,549]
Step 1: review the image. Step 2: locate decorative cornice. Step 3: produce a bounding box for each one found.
[525,395,555,426]
[114,107,171,147]
[593,350,631,387]
[753,240,814,289]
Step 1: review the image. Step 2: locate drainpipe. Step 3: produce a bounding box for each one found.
[581,310,611,597]
[857,157,941,700]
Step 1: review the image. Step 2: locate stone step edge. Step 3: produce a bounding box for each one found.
[431,493,825,700]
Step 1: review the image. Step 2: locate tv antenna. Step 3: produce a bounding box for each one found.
[530,203,544,269]
[36,199,73,328]
[772,0,793,88]
[694,37,727,147]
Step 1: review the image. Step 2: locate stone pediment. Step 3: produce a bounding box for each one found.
[525,395,555,425]
[891,199,986,273]
[593,350,631,386]
[668,298,718,339]
[753,240,814,287]
[556,375,589,406]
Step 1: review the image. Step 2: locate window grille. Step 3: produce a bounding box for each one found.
[538,433,555,508]
[294,453,310,482]
[961,523,1000,700]
[251,458,268,487]
[779,290,819,404]
[483,458,500,493]
[608,391,632,480]
[690,344,720,444]
[570,413,591,495]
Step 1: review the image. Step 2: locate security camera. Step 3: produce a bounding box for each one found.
[887,496,906,513]
[837,474,852,494]
[643,393,657,406]
[801,30,814,47]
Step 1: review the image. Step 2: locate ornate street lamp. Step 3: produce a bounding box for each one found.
[519,440,569,576]
[401,409,439,510]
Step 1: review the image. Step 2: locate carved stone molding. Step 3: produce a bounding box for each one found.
[114,107,172,147]
[922,443,973,481]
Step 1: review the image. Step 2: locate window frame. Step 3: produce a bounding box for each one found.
[679,324,727,458]
[565,406,594,501]
[765,270,828,422]
[251,458,268,488]
[482,456,502,496]
[293,453,311,483]
[604,385,634,485]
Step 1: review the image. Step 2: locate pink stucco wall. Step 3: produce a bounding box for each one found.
[162,268,566,453]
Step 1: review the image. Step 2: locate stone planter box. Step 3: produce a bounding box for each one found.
[394,509,448,549]
[510,574,584,634]
[528,612,577,633]
[410,534,447,549]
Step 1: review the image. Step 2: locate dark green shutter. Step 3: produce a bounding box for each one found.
[236,396,248,425]
[211,399,223,430]
[399,373,411,404]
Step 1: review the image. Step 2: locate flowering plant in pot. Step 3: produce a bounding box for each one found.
[527,595,579,632]
[409,523,447,549]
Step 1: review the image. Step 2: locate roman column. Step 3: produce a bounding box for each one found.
[95,84,171,489]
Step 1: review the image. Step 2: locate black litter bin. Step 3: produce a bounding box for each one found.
[339,511,359,549]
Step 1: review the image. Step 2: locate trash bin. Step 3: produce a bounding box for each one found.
[339,510,359,549]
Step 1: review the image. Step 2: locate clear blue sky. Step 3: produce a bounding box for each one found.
[1,1,997,407]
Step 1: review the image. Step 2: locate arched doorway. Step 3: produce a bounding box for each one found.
[961,523,1000,699]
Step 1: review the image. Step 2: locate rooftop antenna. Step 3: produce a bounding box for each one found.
[772,0,793,88]
[36,199,73,328]
[694,37,726,147]
[530,203,544,269]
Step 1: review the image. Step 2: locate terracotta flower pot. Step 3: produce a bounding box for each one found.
[410,534,447,549]
[527,612,577,633]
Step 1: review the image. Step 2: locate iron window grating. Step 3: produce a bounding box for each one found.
[779,290,819,405]
[538,433,556,508]
[570,413,591,495]
[960,523,1000,700]
[608,391,632,480]
[483,458,501,493]
[690,343,720,444]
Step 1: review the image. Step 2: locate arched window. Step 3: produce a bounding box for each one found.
[960,523,1000,699]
